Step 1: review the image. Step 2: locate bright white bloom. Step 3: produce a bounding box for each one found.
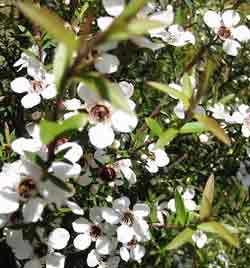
[14,45,46,77]
[156,201,169,224]
[48,228,70,250]
[143,143,169,173]
[231,104,250,137]
[87,249,120,268]
[168,188,197,212]
[78,82,138,149]
[63,98,82,119]
[204,10,250,56]
[208,103,231,121]
[120,239,145,263]
[72,208,113,255]
[192,230,208,248]
[11,68,57,109]
[101,196,151,243]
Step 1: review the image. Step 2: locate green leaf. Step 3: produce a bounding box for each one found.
[127,19,163,35]
[165,228,195,250]
[53,43,73,92]
[200,174,214,220]
[40,113,88,144]
[182,74,193,99]
[148,81,190,110]
[175,191,186,225]
[17,2,78,50]
[180,122,208,134]
[145,118,163,136]
[156,128,178,148]
[198,222,240,248]
[77,73,130,112]
[194,114,231,145]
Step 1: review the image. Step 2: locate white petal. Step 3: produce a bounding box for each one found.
[131,37,165,51]
[242,125,250,138]
[145,159,159,173]
[183,188,195,200]
[73,233,92,250]
[77,83,100,104]
[11,77,30,93]
[120,167,136,184]
[66,200,84,215]
[102,0,125,16]
[133,219,150,242]
[94,149,111,164]
[51,161,81,179]
[0,190,19,214]
[184,199,197,211]
[112,110,138,133]
[232,25,250,42]
[117,225,134,243]
[94,53,120,74]
[90,207,103,224]
[89,124,115,149]
[238,104,250,115]
[77,175,92,186]
[55,142,83,163]
[21,93,41,108]
[133,203,150,218]
[101,208,120,224]
[154,149,170,167]
[222,10,240,28]
[0,214,8,228]
[131,244,145,262]
[63,98,81,111]
[48,228,70,250]
[22,198,45,222]
[223,39,241,56]
[149,10,174,34]
[231,111,244,123]
[167,199,176,212]
[97,16,114,31]
[72,217,91,233]
[11,138,41,155]
[203,11,222,29]
[46,253,65,268]
[113,196,130,211]
[96,236,112,255]
[119,81,134,98]
[87,250,100,267]
[41,84,57,99]
[120,246,130,262]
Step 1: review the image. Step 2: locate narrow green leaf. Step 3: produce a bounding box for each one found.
[53,43,73,92]
[175,191,186,225]
[77,73,130,112]
[148,81,190,109]
[182,74,193,99]
[18,2,78,50]
[198,222,240,248]
[156,128,178,148]
[165,228,195,250]
[145,118,163,136]
[40,113,88,144]
[180,122,208,134]
[127,19,163,35]
[194,114,231,145]
[200,174,214,220]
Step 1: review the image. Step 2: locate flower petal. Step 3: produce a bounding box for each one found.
[120,246,130,262]
[11,77,30,93]
[222,10,240,28]
[101,208,120,224]
[112,110,138,133]
[203,11,222,29]
[223,39,241,56]
[89,124,115,149]
[48,228,70,250]
[102,0,125,17]
[66,200,84,215]
[21,93,41,109]
[96,236,112,255]
[72,217,91,233]
[46,253,65,268]
[97,16,114,31]
[41,84,57,99]
[22,197,45,223]
[232,25,250,42]
[113,196,130,211]
[133,203,150,218]
[117,225,134,243]
[94,53,120,74]
[73,233,92,250]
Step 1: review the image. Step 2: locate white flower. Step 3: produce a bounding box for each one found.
[143,143,169,173]
[101,196,151,243]
[120,239,145,263]
[48,228,70,250]
[78,82,137,149]
[14,45,46,77]
[192,230,208,248]
[156,201,169,224]
[11,68,57,109]
[87,249,120,268]
[231,104,250,137]
[204,10,250,56]
[72,208,113,255]
[167,188,197,212]
[208,103,231,121]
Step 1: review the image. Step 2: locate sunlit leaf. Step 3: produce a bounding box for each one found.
[165,228,195,250]
[182,74,193,99]
[145,118,163,136]
[175,191,186,225]
[200,174,214,220]
[40,113,88,144]
[198,222,239,248]
[194,114,231,145]
[180,122,208,134]
[156,128,178,148]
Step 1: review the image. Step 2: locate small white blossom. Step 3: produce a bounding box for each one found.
[192,230,208,248]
